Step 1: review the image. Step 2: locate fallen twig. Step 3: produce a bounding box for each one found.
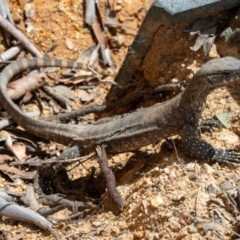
[0,198,54,232]
[104,21,138,31]
[44,82,185,122]
[42,84,73,107]
[0,45,23,62]
[96,144,124,211]
[10,152,94,167]
[0,14,42,57]
[38,194,86,211]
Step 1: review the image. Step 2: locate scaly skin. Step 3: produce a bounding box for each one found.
[0,57,240,164]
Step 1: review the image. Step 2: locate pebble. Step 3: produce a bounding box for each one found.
[165,212,173,218]
[219,180,234,190]
[142,199,149,215]
[188,226,198,233]
[189,173,198,181]
[149,195,163,208]
[185,162,200,171]
[202,163,215,174]
[164,167,170,174]
[91,221,102,228]
[134,231,144,239]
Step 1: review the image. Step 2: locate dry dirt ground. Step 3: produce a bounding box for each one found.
[1,1,240,239]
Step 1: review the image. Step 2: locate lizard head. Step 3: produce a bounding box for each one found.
[181,57,240,108]
[199,56,240,74]
[196,56,240,86]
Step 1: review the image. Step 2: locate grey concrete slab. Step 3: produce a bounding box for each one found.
[107,0,240,101]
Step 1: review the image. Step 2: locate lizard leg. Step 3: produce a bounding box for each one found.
[181,125,240,164]
[36,145,82,194]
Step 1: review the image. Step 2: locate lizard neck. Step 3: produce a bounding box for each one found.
[179,75,214,125]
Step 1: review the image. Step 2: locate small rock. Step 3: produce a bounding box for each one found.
[91,221,102,228]
[114,5,122,11]
[219,180,234,190]
[169,170,177,180]
[171,78,179,83]
[206,183,217,195]
[186,162,200,171]
[110,35,124,48]
[202,163,215,174]
[164,167,170,174]
[168,218,181,231]
[145,230,160,240]
[134,231,144,239]
[219,99,226,105]
[144,177,153,185]
[188,226,198,233]
[165,212,173,218]
[189,173,198,181]
[142,199,149,215]
[151,167,160,172]
[118,14,125,23]
[149,195,163,208]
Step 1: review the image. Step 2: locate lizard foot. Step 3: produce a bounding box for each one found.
[198,119,222,135]
[212,148,240,165]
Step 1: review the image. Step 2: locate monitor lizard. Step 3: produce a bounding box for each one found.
[1,56,240,211]
[0,57,240,164]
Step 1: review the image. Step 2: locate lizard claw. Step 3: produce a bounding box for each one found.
[200,118,223,129]
[212,149,240,165]
[198,119,222,135]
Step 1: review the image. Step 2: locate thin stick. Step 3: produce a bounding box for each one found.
[104,21,138,31]
[10,153,95,167]
[0,14,42,57]
[96,145,124,211]
[43,82,185,122]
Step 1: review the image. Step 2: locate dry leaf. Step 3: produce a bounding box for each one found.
[11,142,27,162]
[88,44,100,67]
[85,0,112,66]
[0,154,14,162]
[65,36,74,50]
[5,135,27,162]
[78,89,96,102]
[8,231,26,240]
[0,164,32,179]
[53,85,75,100]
